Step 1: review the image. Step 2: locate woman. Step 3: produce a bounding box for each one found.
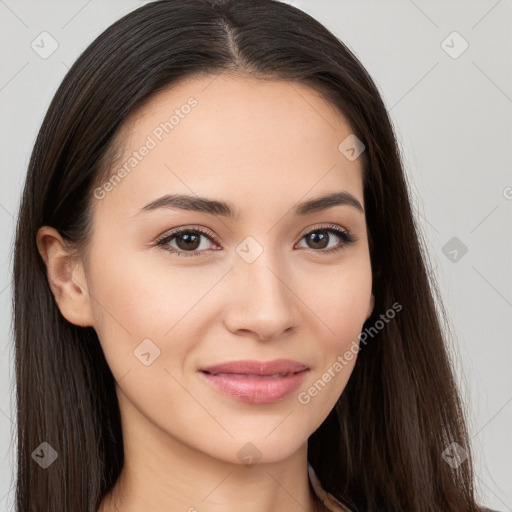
[13,1,494,511]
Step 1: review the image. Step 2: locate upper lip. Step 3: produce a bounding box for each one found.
[199,359,309,376]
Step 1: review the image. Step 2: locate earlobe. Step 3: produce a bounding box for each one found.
[36,226,94,327]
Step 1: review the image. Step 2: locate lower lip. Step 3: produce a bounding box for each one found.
[198,369,309,403]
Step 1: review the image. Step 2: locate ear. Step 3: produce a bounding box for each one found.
[366,293,375,320]
[36,226,94,327]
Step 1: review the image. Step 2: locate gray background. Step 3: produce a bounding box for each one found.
[0,0,511,510]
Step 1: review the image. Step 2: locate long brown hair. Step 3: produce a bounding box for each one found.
[13,1,481,510]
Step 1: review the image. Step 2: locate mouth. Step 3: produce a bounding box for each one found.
[201,371,299,379]
[197,359,310,403]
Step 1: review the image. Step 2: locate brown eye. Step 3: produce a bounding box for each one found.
[174,231,202,251]
[305,230,330,250]
[156,227,218,257]
[296,225,356,254]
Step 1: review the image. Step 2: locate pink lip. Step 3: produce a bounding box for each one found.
[198,359,310,403]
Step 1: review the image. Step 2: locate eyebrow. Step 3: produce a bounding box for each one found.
[134,191,364,218]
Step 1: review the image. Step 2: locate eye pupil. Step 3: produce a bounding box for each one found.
[176,232,201,251]
[307,231,329,249]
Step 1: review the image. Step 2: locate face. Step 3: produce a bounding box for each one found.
[74,73,373,465]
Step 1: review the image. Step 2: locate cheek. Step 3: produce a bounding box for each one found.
[296,308,361,422]
[86,248,223,382]
[299,255,372,342]
[294,258,371,406]
[88,246,197,334]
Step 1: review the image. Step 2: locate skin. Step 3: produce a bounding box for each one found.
[37,73,374,512]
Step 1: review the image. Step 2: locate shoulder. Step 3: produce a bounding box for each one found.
[307,465,502,512]
[308,463,352,512]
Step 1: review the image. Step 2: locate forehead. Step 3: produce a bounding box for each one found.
[95,73,365,221]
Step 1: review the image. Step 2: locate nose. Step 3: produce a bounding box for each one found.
[222,251,300,342]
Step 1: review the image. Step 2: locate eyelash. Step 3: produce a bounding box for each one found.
[155,224,357,258]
